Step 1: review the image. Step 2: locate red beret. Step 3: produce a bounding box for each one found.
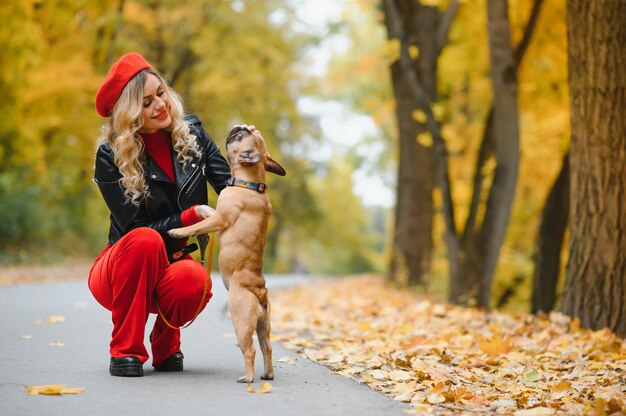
[95,52,152,117]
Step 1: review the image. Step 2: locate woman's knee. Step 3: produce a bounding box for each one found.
[117,227,166,259]
[164,260,212,300]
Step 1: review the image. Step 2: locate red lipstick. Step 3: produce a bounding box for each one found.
[154,110,169,120]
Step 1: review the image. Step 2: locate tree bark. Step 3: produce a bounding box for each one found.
[532,153,569,314]
[562,0,626,336]
[385,0,438,285]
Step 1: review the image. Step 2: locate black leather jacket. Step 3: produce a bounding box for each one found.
[94,114,231,255]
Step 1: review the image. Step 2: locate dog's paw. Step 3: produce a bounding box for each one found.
[260,373,274,380]
[167,229,186,238]
[237,375,253,384]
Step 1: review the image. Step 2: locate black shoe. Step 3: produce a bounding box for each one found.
[154,352,184,372]
[110,356,143,377]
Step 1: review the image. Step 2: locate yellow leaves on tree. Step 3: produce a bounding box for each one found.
[25,384,84,396]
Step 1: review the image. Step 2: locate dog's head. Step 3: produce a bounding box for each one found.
[225,126,286,176]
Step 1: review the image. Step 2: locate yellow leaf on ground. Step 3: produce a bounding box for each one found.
[270,276,626,416]
[26,384,85,396]
[478,333,513,356]
[394,391,413,403]
[277,356,296,364]
[523,369,540,382]
[391,381,417,394]
[43,315,65,324]
[513,407,555,416]
[50,341,65,347]
[35,315,65,326]
[551,380,571,396]
[368,369,388,381]
[247,382,272,394]
[389,370,412,382]
[426,383,447,404]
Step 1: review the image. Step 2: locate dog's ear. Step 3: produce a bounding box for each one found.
[239,150,262,166]
[265,155,286,176]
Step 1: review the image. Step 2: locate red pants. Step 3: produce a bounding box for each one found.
[88,227,212,367]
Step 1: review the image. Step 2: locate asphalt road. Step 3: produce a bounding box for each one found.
[0,275,408,416]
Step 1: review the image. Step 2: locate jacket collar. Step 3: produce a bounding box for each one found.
[146,155,174,184]
[145,146,201,187]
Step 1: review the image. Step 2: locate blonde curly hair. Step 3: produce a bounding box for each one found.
[99,69,200,205]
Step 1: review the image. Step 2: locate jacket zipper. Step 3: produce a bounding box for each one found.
[177,163,205,209]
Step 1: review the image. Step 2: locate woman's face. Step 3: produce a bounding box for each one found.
[139,74,171,133]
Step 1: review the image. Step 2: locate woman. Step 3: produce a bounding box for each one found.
[89,52,231,377]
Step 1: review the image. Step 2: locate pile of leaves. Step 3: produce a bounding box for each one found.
[271,276,625,415]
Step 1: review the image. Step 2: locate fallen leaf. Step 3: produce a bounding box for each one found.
[277,356,296,365]
[394,391,413,402]
[513,407,555,416]
[259,382,272,393]
[389,370,412,382]
[268,276,626,416]
[20,335,33,340]
[523,369,540,382]
[40,315,65,325]
[73,301,87,309]
[426,383,447,404]
[493,398,517,408]
[478,333,513,356]
[247,382,272,394]
[550,380,571,399]
[50,341,65,347]
[368,369,388,381]
[25,384,85,396]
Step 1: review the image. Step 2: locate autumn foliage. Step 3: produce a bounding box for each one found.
[272,277,626,415]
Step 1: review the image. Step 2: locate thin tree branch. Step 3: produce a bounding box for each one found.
[462,108,493,244]
[461,0,545,244]
[435,0,460,58]
[514,0,545,64]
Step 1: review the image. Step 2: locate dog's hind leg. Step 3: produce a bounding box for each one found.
[228,284,258,383]
[256,300,274,380]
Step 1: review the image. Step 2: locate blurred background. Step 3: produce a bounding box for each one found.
[0,0,569,311]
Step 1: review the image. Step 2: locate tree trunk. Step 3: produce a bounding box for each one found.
[532,153,569,314]
[451,0,544,306]
[385,0,437,286]
[475,0,520,307]
[562,0,626,337]
[450,0,521,307]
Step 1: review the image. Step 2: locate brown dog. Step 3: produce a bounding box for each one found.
[168,126,285,383]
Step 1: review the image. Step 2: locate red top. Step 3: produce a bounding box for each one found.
[141,130,175,183]
[141,130,201,227]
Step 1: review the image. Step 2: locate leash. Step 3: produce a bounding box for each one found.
[157,233,214,330]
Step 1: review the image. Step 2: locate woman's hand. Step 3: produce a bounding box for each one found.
[195,204,216,220]
[234,124,261,135]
